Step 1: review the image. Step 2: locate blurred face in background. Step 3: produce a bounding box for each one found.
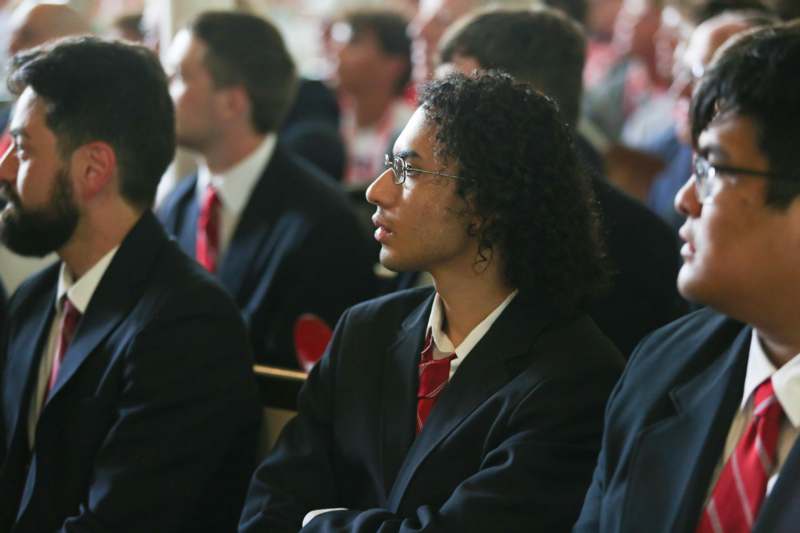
[408,0,474,83]
[671,16,750,145]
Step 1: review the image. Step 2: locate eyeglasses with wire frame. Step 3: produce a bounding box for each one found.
[692,155,781,203]
[383,154,464,185]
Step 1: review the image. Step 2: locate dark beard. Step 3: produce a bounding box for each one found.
[0,168,79,257]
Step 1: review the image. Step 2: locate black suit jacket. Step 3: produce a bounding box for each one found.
[158,145,378,367]
[239,287,624,532]
[0,280,6,339]
[574,135,685,357]
[575,308,800,532]
[0,212,261,533]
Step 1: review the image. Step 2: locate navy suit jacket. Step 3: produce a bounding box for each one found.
[575,308,800,532]
[239,287,625,532]
[158,145,378,367]
[0,212,261,533]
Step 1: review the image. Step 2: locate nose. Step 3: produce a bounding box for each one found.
[675,175,701,218]
[0,143,18,185]
[366,168,396,207]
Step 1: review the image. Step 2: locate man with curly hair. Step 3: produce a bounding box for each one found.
[239,73,624,533]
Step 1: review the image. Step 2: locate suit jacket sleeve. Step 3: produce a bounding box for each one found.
[240,307,619,533]
[57,308,258,532]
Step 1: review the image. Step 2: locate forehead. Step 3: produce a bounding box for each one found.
[166,30,206,68]
[698,113,765,164]
[10,87,47,134]
[393,108,436,156]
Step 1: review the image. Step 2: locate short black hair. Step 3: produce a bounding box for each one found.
[420,72,608,314]
[672,0,773,24]
[9,36,175,209]
[341,9,412,95]
[439,7,585,126]
[691,21,800,208]
[189,11,297,133]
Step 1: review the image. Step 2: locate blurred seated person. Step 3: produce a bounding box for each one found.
[239,72,623,533]
[332,8,414,185]
[643,7,776,234]
[158,11,376,367]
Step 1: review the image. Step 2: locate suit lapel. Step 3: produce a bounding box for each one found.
[623,327,750,532]
[216,149,287,301]
[167,174,199,258]
[386,294,549,510]
[43,213,165,405]
[2,277,57,453]
[379,294,431,498]
[754,407,800,531]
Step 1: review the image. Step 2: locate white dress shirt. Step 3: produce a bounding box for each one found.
[28,246,119,446]
[195,134,276,258]
[705,330,800,502]
[302,289,518,527]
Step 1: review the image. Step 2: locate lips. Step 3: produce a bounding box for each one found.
[678,226,695,260]
[371,213,394,243]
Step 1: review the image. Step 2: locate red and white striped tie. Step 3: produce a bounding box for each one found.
[697,378,783,533]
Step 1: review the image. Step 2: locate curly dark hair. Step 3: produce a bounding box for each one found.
[691,21,800,208]
[419,72,608,315]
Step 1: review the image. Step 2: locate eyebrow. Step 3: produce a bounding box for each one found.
[394,149,420,160]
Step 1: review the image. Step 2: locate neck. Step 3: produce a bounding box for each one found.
[756,327,800,368]
[347,88,397,129]
[431,263,514,348]
[201,130,266,174]
[59,200,141,280]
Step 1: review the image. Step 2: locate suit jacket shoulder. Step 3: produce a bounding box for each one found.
[0,212,260,533]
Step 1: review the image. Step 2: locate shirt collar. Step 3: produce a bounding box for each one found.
[426,290,518,359]
[56,246,119,314]
[744,329,800,428]
[196,133,276,216]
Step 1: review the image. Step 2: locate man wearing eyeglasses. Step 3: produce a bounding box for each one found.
[576,22,800,533]
[239,73,624,532]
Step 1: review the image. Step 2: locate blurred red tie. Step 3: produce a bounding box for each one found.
[197,186,220,272]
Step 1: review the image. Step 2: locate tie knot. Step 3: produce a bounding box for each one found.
[61,296,80,319]
[201,185,219,210]
[753,378,779,418]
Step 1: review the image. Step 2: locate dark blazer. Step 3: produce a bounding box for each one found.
[589,175,685,356]
[239,287,624,532]
[0,212,261,533]
[0,279,6,338]
[158,145,378,367]
[575,135,686,357]
[574,308,800,533]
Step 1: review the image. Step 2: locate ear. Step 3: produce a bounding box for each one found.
[216,85,250,121]
[73,141,117,200]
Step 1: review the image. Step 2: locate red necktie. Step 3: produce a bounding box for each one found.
[196,186,220,272]
[697,378,783,533]
[46,297,82,397]
[416,334,456,433]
